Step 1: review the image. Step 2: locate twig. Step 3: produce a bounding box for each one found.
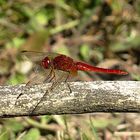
[0,81,140,118]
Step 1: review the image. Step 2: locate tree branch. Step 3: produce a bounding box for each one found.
[0,81,140,117]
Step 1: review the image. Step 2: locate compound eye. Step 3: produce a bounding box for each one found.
[41,57,50,69]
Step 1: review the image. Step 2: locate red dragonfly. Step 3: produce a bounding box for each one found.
[20,50,128,113]
[22,50,128,83]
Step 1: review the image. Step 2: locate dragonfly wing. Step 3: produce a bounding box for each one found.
[21,50,59,62]
[26,69,68,86]
[21,51,47,62]
[33,63,45,73]
[21,51,60,85]
[48,70,77,93]
[53,70,69,82]
[54,70,78,82]
[26,69,52,85]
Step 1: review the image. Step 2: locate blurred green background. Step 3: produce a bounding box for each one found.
[0,0,140,139]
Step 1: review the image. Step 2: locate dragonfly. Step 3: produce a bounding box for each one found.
[18,50,128,113]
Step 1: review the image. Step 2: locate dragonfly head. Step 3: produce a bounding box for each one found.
[41,57,51,69]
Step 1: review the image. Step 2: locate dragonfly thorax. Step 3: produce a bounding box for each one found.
[41,57,51,69]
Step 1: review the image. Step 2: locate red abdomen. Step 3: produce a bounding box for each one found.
[53,55,77,72]
[76,62,128,75]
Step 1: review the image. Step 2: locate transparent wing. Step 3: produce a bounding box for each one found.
[48,70,77,91]
[26,69,71,86]
[21,50,59,62]
[26,68,53,85]
[20,50,59,85]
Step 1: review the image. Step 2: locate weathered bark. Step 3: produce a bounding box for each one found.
[0,81,140,118]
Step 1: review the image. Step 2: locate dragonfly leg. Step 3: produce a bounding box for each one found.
[44,69,54,83]
[48,69,55,83]
[50,71,72,93]
[64,72,72,93]
[15,87,29,105]
[29,89,49,114]
[15,74,47,105]
[14,87,25,105]
[30,70,71,114]
[65,70,78,93]
[30,69,55,114]
[65,82,72,93]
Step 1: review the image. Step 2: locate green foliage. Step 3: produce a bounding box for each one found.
[80,44,90,61]
[22,128,40,140]
[81,133,90,140]
[4,119,24,133]
[91,118,121,129]
[0,0,139,139]
[6,37,25,49]
[89,118,99,140]
[55,44,71,56]
[0,129,9,140]
[7,73,25,85]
